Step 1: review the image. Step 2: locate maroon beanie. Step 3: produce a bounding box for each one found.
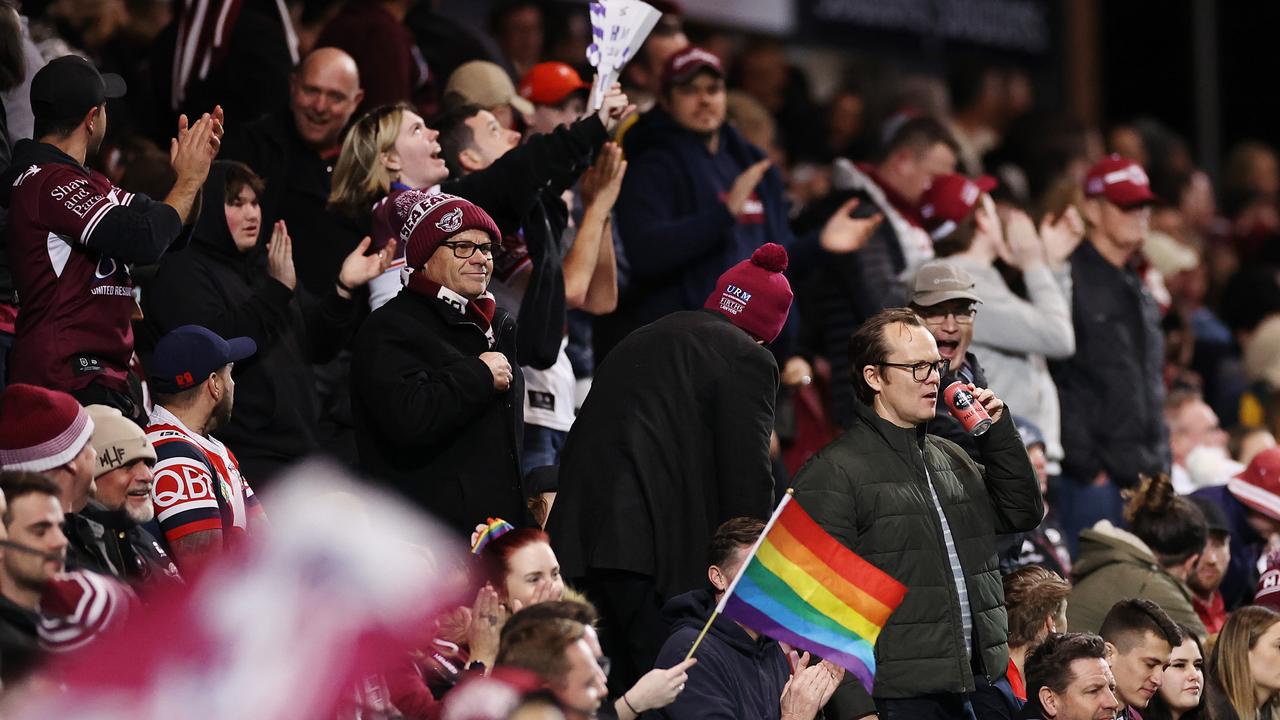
[0,383,94,472]
[395,190,502,272]
[38,570,136,652]
[703,243,793,343]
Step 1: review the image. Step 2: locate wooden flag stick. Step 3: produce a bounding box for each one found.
[685,489,796,661]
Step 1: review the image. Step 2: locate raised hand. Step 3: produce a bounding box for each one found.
[623,657,697,714]
[594,82,635,133]
[466,584,509,670]
[725,159,772,216]
[1040,205,1085,269]
[266,221,297,291]
[820,196,883,254]
[338,236,397,293]
[1002,208,1046,271]
[970,384,1005,424]
[581,142,627,210]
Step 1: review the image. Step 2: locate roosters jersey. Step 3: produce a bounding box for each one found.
[145,405,264,548]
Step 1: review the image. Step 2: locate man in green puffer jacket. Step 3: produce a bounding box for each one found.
[792,308,1042,719]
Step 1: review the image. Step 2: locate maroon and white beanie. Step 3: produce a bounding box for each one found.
[38,570,136,653]
[0,383,95,472]
[395,191,502,275]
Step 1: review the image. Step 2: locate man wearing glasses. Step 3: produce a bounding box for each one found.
[908,260,987,460]
[351,192,526,538]
[792,307,1041,720]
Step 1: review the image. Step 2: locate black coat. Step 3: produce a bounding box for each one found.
[143,162,359,469]
[67,502,184,591]
[0,594,38,685]
[350,289,525,537]
[646,589,790,720]
[1050,241,1168,486]
[546,310,779,600]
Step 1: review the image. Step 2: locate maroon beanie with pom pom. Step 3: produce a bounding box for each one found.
[703,243,794,343]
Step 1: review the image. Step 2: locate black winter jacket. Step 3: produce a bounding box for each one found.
[1050,241,1168,486]
[791,399,1041,716]
[350,289,525,537]
[68,502,184,591]
[142,161,359,469]
[547,310,778,601]
[645,588,790,720]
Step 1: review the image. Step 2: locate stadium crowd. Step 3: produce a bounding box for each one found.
[2,0,1280,718]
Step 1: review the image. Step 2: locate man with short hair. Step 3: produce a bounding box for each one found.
[144,325,265,575]
[1021,632,1120,720]
[0,472,69,683]
[352,193,525,537]
[444,60,534,131]
[496,617,609,720]
[1052,155,1168,542]
[1097,598,1184,719]
[907,260,987,457]
[222,47,364,297]
[973,565,1072,717]
[0,55,220,422]
[796,116,959,426]
[650,516,842,720]
[1187,496,1231,634]
[1165,388,1235,493]
[0,383,96,514]
[82,405,181,588]
[1192,447,1280,609]
[790,307,1041,718]
[518,62,590,137]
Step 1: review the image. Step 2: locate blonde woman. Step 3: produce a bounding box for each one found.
[329,103,449,309]
[1205,605,1280,719]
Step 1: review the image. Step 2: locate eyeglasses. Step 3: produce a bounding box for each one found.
[596,655,611,678]
[880,359,949,382]
[918,308,976,325]
[440,241,502,259]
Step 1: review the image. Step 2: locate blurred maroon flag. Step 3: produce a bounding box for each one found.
[10,461,471,719]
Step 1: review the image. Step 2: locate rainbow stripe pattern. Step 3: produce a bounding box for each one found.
[718,494,907,692]
[470,518,515,555]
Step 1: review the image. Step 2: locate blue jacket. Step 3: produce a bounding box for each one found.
[1191,484,1264,609]
[615,108,799,331]
[645,588,790,720]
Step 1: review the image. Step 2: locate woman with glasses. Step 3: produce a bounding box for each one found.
[142,161,393,483]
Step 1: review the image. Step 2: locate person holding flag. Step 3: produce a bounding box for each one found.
[790,307,1041,718]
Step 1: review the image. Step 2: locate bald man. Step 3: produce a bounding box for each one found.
[221,47,365,297]
[218,48,367,478]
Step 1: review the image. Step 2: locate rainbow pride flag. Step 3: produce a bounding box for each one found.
[717,493,907,692]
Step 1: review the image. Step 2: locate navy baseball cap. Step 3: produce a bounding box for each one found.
[1014,416,1046,449]
[148,325,256,395]
[30,55,126,128]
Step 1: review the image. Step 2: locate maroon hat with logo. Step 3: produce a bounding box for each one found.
[703,244,793,343]
[396,191,502,271]
[1084,154,1159,209]
[661,46,723,93]
[920,173,997,241]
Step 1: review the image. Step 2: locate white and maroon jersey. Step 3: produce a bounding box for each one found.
[145,405,264,550]
[4,142,184,392]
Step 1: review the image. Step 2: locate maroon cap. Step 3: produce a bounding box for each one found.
[661,46,723,93]
[1229,447,1280,522]
[919,174,997,241]
[1084,154,1158,209]
[704,244,793,343]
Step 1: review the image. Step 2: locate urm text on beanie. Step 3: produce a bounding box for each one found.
[703,243,794,343]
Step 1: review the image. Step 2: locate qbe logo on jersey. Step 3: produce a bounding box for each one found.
[151,459,216,508]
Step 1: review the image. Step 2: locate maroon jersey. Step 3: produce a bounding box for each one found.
[3,142,185,393]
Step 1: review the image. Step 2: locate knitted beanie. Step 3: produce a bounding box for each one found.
[396,191,502,272]
[703,243,794,343]
[0,384,95,472]
[38,570,136,653]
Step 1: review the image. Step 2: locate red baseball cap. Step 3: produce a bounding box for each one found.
[1229,446,1280,522]
[1084,154,1159,209]
[518,62,590,106]
[919,173,997,241]
[661,46,723,93]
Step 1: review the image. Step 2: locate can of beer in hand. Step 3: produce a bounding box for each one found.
[943,381,993,436]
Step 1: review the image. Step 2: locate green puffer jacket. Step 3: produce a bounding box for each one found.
[1066,522,1207,640]
[791,399,1041,718]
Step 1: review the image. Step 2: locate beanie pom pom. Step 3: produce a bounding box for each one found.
[751,243,788,273]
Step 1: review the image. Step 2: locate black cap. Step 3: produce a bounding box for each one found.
[1191,496,1231,537]
[30,55,127,127]
[148,325,256,395]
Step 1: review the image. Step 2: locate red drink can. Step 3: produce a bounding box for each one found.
[944,381,993,436]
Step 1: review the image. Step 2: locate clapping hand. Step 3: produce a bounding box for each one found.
[337,237,397,295]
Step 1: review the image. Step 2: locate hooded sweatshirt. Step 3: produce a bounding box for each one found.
[141,161,358,470]
[647,588,790,720]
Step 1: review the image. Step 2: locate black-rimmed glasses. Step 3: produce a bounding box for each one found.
[440,240,502,259]
[879,359,949,382]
